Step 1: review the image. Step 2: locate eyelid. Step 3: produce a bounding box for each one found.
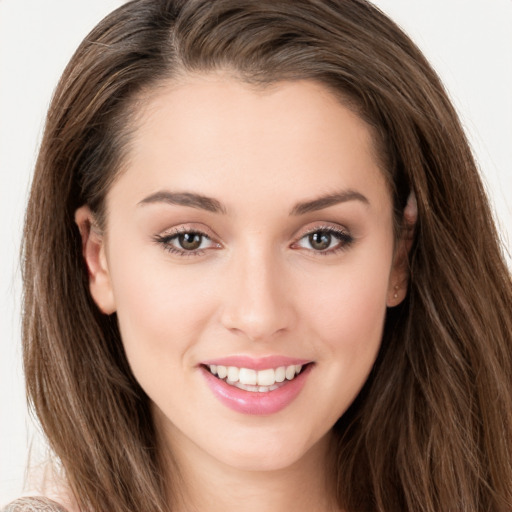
[153,223,222,257]
[291,222,354,254]
[293,222,351,239]
[158,223,217,238]
[153,221,354,258]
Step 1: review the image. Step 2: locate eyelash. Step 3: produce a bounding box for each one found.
[153,227,217,257]
[154,225,354,257]
[294,225,354,255]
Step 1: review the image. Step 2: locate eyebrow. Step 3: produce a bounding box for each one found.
[138,191,227,214]
[138,188,369,216]
[290,190,369,215]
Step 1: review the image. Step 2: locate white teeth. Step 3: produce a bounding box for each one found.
[257,368,275,386]
[216,365,227,379]
[207,363,305,390]
[275,366,286,382]
[238,368,257,386]
[285,365,296,380]
[231,382,281,392]
[227,366,239,382]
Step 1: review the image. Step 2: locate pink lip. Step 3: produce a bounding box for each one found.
[200,362,313,416]
[201,355,311,371]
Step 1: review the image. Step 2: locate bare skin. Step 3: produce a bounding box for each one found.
[76,75,409,512]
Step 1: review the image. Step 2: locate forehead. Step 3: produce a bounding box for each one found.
[111,75,390,214]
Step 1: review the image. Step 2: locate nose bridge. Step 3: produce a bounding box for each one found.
[220,238,292,341]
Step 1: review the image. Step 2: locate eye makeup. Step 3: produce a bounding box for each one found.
[293,225,354,255]
[152,222,354,258]
[153,227,221,257]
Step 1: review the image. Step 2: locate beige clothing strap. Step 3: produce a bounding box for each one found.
[1,497,69,512]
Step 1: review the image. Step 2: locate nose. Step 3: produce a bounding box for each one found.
[219,243,295,342]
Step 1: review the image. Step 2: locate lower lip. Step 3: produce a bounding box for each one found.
[200,364,313,415]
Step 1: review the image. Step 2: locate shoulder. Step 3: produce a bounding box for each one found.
[1,497,69,512]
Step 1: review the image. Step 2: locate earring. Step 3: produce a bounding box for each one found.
[393,285,399,299]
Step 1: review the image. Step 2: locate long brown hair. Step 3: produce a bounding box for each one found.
[22,1,512,511]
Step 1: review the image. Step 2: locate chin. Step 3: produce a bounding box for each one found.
[208,427,331,473]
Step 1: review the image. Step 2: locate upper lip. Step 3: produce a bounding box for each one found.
[200,355,312,371]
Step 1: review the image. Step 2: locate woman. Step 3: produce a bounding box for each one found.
[4,0,512,511]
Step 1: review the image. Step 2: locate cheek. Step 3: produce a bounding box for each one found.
[305,251,390,325]
[106,242,218,372]
[297,247,392,380]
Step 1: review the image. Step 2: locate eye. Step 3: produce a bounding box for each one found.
[175,232,206,251]
[154,229,220,256]
[294,227,353,254]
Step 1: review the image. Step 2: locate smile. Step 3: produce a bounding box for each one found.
[206,364,304,392]
[200,358,313,415]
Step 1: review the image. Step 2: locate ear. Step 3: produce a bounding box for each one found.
[75,206,116,314]
[387,191,417,307]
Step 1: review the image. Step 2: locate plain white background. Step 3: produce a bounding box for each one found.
[1,0,511,506]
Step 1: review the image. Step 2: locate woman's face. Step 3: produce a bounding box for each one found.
[79,76,405,473]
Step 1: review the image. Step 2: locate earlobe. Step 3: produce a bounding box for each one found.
[75,206,116,314]
[386,191,417,308]
[386,243,409,307]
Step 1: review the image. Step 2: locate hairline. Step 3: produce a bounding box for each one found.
[95,70,397,237]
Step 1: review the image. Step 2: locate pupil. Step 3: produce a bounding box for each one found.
[179,233,202,250]
[309,231,331,251]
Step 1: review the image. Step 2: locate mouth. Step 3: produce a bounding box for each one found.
[199,356,314,414]
[202,363,309,393]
